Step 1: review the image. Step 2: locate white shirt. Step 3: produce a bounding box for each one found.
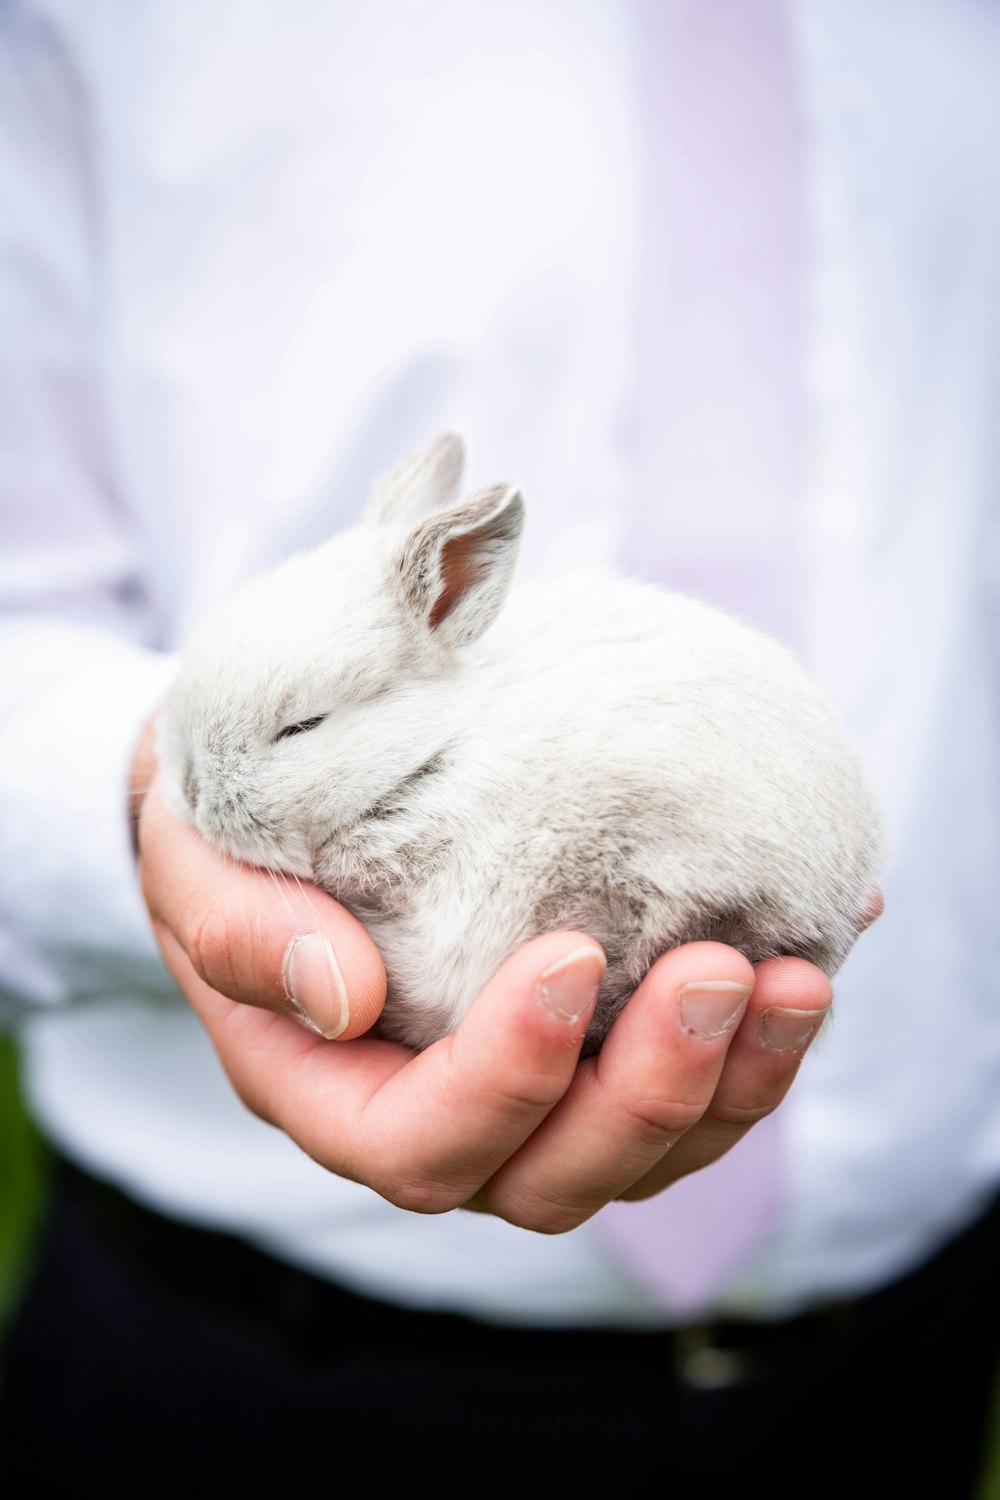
[2,0,999,1325]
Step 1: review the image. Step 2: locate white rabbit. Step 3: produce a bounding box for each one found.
[158,433,883,1053]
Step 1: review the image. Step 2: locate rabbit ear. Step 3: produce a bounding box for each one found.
[366,432,466,526]
[395,482,525,649]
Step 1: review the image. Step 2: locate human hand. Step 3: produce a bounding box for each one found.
[133,728,876,1231]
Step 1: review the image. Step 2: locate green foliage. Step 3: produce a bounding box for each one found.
[982,1394,1000,1500]
[0,1033,47,1339]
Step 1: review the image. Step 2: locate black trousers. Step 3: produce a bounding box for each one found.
[1,1158,998,1498]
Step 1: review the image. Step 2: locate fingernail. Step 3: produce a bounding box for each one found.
[282,933,349,1039]
[678,982,751,1039]
[760,1006,830,1053]
[537,946,606,1022]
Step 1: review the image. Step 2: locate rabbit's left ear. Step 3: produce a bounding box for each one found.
[367,432,466,527]
[394,483,525,648]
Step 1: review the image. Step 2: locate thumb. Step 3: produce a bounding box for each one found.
[138,775,386,1039]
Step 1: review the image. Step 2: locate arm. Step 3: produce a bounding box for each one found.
[0,9,176,1018]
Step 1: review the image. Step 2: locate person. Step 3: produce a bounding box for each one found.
[1,2,998,1494]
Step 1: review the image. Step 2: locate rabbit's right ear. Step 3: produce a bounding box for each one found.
[366,432,466,527]
[394,482,525,650]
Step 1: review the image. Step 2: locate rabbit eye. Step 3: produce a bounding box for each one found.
[274,715,326,743]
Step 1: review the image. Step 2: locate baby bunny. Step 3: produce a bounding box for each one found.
[158,433,883,1054]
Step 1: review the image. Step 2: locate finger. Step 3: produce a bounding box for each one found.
[157,926,405,1119]
[469,942,756,1232]
[173,927,607,1215]
[620,955,832,1197]
[140,775,386,1038]
[858,885,885,929]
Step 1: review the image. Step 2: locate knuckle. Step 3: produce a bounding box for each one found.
[336,1117,477,1216]
[491,1075,567,1115]
[443,1048,567,1117]
[377,1174,469,1217]
[187,909,240,995]
[619,1092,704,1144]
[710,1097,777,1130]
[353,1158,470,1218]
[493,1186,590,1235]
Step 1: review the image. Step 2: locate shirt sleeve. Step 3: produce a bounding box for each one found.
[0,4,177,1018]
